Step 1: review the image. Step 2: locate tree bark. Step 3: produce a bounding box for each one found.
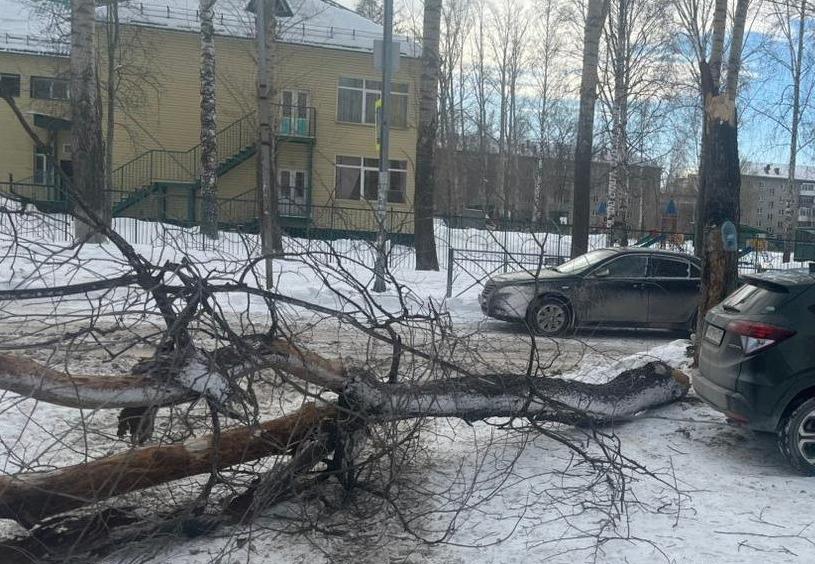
[71,0,109,242]
[571,0,608,257]
[0,403,336,527]
[199,0,219,239]
[0,359,687,527]
[606,0,629,247]
[414,0,442,271]
[257,0,283,287]
[783,0,806,262]
[104,0,119,221]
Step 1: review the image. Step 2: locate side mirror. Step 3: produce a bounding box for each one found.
[593,268,610,278]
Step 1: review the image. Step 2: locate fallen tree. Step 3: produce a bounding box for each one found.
[0,190,693,559]
[0,350,688,527]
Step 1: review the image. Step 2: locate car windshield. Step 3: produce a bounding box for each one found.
[554,249,617,274]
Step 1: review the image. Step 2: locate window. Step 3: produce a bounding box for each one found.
[30,76,69,100]
[769,201,774,209]
[280,90,310,135]
[756,207,763,215]
[650,257,689,278]
[599,255,648,278]
[0,73,20,97]
[279,169,307,201]
[690,263,701,278]
[337,77,408,127]
[778,221,784,228]
[335,156,407,203]
[803,183,815,192]
[33,152,51,184]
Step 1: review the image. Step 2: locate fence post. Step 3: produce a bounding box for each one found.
[446,247,454,298]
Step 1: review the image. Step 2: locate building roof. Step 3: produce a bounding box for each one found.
[742,162,815,182]
[0,0,420,57]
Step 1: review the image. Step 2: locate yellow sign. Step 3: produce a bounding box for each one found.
[375,98,382,152]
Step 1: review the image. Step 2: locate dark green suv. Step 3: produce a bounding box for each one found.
[695,269,815,474]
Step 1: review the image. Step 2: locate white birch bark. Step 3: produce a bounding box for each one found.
[200,0,219,239]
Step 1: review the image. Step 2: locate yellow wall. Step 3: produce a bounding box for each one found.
[0,52,70,183]
[0,23,420,231]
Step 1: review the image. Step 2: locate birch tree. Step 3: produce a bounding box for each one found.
[415,0,442,271]
[571,0,609,257]
[256,0,283,285]
[200,0,218,239]
[71,0,109,241]
[531,0,569,224]
[768,0,814,261]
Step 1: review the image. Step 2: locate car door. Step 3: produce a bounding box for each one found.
[579,254,650,324]
[646,255,700,324]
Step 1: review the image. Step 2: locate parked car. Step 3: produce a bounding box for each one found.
[695,269,815,474]
[479,248,701,335]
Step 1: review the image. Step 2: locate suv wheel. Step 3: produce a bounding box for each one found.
[527,298,571,336]
[778,397,815,475]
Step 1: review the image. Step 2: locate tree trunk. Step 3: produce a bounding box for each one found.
[0,359,687,527]
[257,0,283,288]
[71,0,109,242]
[414,0,441,271]
[694,67,741,347]
[783,0,806,262]
[0,403,336,527]
[693,0,729,257]
[571,0,608,257]
[606,0,628,247]
[199,0,218,239]
[104,0,119,221]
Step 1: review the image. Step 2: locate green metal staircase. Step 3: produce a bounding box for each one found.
[111,110,259,215]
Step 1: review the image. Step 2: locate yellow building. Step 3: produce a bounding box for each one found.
[0,0,420,237]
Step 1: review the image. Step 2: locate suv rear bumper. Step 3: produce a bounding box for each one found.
[694,369,778,432]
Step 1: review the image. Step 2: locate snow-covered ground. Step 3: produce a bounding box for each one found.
[2,206,815,562]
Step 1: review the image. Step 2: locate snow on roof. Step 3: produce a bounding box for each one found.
[742,162,815,182]
[0,0,420,57]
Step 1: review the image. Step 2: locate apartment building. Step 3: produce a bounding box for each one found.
[0,0,421,235]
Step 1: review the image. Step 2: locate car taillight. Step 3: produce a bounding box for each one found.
[726,320,796,355]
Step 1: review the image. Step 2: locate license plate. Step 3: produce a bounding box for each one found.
[705,324,724,345]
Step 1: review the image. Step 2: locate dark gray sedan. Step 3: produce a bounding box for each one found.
[479,248,701,335]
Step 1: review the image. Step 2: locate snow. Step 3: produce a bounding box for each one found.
[743,161,815,182]
[2,204,815,562]
[0,0,420,57]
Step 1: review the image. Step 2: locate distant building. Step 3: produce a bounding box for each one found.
[434,150,663,232]
[740,163,815,233]
[667,163,815,236]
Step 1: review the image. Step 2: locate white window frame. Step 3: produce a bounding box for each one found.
[336,78,408,127]
[278,168,308,202]
[335,156,407,203]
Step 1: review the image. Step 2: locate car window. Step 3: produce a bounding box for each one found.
[600,255,648,278]
[554,249,617,274]
[650,257,689,278]
[690,263,701,278]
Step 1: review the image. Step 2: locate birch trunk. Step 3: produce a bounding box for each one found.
[414,0,442,271]
[571,0,608,257]
[606,0,629,247]
[200,0,219,239]
[783,0,806,262]
[256,0,283,287]
[71,0,109,242]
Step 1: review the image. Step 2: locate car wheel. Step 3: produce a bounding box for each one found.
[778,397,815,475]
[527,298,571,336]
